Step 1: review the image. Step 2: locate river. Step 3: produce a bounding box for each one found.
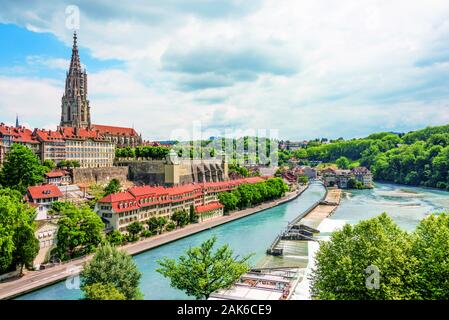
[16,182,449,300]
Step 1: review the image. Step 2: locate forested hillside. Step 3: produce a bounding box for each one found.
[288,125,449,190]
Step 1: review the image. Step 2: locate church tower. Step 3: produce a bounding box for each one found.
[60,32,91,128]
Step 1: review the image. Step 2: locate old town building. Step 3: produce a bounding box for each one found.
[0,123,115,168]
[26,184,63,220]
[95,177,264,232]
[321,167,373,189]
[0,123,40,164]
[59,126,114,168]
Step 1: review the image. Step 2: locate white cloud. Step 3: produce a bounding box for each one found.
[1,0,449,139]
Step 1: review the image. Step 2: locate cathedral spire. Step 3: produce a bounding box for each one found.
[60,31,91,128]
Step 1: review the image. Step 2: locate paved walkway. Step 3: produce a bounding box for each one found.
[0,185,308,300]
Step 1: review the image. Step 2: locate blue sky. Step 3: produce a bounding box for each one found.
[1,0,449,141]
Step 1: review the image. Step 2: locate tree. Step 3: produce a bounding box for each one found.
[157,216,168,234]
[310,213,418,300]
[127,221,143,241]
[166,221,175,232]
[346,178,362,189]
[189,205,198,223]
[171,210,189,227]
[55,205,104,260]
[107,230,124,246]
[81,244,142,300]
[104,178,121,196]
[13,223,39,274]
[146,217,159,233]
[43,159,56,171]
[336,156,350,169]
[411,213,449,299]
[218,191,239,213]
[83,282,125,300]
[157,236,253,299]
[0,191,38,274]
[298,175,309,184]
[0,144,46,194]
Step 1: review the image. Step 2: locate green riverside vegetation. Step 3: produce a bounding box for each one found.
[218,177,289,213]
[310,213,449,300]
[282,124,449,190]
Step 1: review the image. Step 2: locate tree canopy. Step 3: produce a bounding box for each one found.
[275,124,449,190]
[310,212,449,300]
[54,204,104,260]
[157,236,252,299]
[0,188,38,274]
[0,144,46,194]
[104,178,121,196]
[81,243,142,300]
[219,178,288,212]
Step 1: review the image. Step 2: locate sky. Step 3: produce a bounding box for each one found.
[1,0,449,141]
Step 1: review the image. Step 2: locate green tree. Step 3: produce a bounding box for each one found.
[157,236,253,299]
[42,159,56,171]
[146,217,159,233]
[0,144,46,194]
[218,191,239,213]
[104,178,121,196]
[13,223,39,274]
[171,210,189,227]
[411,213,449,299]
[298,175,309,184]
[166,221,175,232]
[157,217,168,233]
[83,282,126,300]
[127,221,143,241]
[81,243,142,300]
[0,191,38,274]
[189,205,198,223]
[310,213,418,300]
[107,230,124,246]
[336,156,350,169]
[55,206,104,260]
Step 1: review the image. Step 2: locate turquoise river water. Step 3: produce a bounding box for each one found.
[16,182,449,300]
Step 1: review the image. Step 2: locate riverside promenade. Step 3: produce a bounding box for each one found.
[0,184,308,300]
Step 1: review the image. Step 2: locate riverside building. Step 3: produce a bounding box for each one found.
[95,177,264,232]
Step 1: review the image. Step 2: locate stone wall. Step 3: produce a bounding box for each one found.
[119,160,166,185]
[72,166,129,185]
[117,159,228,186]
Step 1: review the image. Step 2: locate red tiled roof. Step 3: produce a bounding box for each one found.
[27,185,63,200]
[45,170,68,178]
[97,177,266,213]
[34,128,65,142]
[92,124,138,137]
[0,124,39,144]
[59,126,106,140]
[195,201,224,213]
[99,191,135,203]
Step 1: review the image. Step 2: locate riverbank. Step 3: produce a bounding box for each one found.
[0,184,309,300]
[210,186,342,300]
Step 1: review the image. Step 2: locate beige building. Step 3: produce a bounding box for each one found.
[60,127,114,168]
[34,220,58,268]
